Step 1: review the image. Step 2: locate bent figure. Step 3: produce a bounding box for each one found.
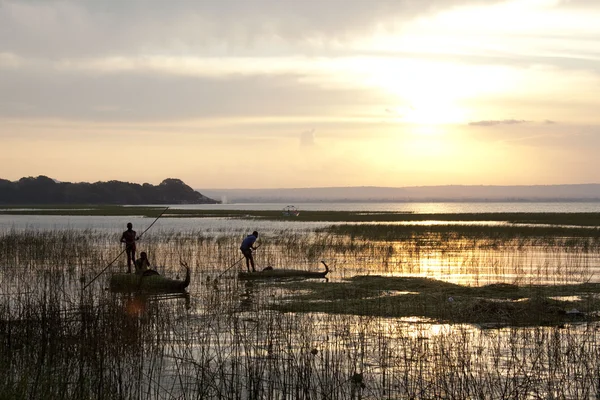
[135,251,151,275]
[240,231,259,272]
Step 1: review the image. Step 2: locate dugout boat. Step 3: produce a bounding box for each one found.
[238,261,329,280]
[110,263,191,292]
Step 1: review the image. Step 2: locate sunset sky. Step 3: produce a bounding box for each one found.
[1,0,599,189]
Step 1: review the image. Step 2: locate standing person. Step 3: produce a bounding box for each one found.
[240,231,259,272]
[120,222,138,273]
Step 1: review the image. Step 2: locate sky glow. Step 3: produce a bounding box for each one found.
[1,0,599,188]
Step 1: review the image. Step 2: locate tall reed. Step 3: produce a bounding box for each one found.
[2,227,600,398]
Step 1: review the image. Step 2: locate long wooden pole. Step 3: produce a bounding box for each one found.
[215,242,261,280]
[82,207,169,290]
[137,206,169,239]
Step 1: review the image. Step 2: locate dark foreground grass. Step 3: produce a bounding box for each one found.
[270,276,600,326]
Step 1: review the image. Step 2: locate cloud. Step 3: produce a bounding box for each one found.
[463,120,597,150]
[0,52,23,68]
[0,0,501,58]
[2,1,599,82]
[300,129,316,147]
[557,0,600,9]
[0,65,390,121]
[468,119,528,127]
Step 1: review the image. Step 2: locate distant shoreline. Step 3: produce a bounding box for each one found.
[216,198,600,204]
[201,184,600,204]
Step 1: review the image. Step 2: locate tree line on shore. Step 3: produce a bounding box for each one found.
[0,176,219,205]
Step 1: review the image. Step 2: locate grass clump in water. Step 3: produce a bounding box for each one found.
[269,276,600,326]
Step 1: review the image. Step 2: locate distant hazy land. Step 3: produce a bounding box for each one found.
[5,176,600,205]
[200,184,600,203]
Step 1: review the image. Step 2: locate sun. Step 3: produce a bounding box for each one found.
[392,98,467,126]
[376,61,472,125]
[354,57,508,126]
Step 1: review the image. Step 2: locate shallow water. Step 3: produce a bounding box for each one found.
[2,206,600,398]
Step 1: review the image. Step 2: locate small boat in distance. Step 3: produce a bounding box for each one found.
[282,205,300,217]
[110,263,191,293]
[238,261,329,280]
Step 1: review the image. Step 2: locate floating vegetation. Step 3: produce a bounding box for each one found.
[269,275,600,325]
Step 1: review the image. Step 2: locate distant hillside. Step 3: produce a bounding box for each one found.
[0,176,219,205]
[201,184,600,203]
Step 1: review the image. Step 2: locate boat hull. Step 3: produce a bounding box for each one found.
[110,266,190,292]
[238,261,329,280]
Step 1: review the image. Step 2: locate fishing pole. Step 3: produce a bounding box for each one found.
[82,206,169,290]
[215,242,261,281]
[137,206,169,239]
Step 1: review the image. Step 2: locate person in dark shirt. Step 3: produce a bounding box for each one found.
[120,222,139,273]
[240,231,259,272]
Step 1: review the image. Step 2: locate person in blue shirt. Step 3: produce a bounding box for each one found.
[240,231,259,272]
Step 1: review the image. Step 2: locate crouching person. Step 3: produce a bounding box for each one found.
[135,251,151,275]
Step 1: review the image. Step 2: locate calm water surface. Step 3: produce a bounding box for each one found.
[2,201,600,233]
[161,201,600,213]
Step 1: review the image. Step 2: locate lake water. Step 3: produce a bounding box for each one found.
[2,200,598,287]
[3,202,600,398]
[154,201,600,213]
[2,201,600,233]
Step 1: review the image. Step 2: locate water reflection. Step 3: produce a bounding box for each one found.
[2,276,600,398]
[328,236,600,286]
[3,216,600,398]
[239,281,257,312]
[122,292,191,316]
[145,201,600,213]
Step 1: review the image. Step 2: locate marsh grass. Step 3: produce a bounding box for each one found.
[321,223,600,241]
[2,226,600,398]
[314,223,600,285]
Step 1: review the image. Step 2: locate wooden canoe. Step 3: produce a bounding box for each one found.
[238,261,329,280]
[110,264,190,292]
